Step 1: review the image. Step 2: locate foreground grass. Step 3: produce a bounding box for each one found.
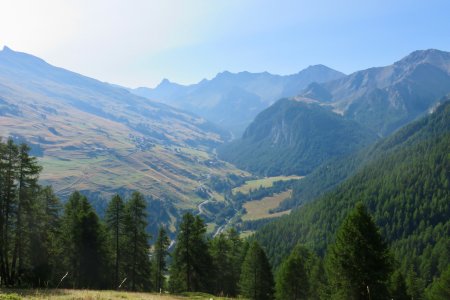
[0,289,234,300]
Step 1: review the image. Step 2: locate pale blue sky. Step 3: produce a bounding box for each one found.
[1,0,449,87]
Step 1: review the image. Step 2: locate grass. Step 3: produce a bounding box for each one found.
[232,176,302,194]
[0,289,235,300]
[241,190,292,221]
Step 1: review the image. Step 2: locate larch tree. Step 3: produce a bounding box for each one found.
[60,191,110,289]
[169,212,213,293]
[122,192,151,291]
[105,194,125,288]
[326,202,392,300]
[388,270,409,300]
[426,264,450,300]
[239,241,274,300]
[275,244,309,300]
[152,226,170,292]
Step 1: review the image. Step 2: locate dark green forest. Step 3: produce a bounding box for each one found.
[254,101,450,298]
[278,96,450,211]
[218,99,377,176]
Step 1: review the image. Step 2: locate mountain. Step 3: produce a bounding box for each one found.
[130,65,345,137]
[301,49,450,136]
[275,94,450,211]
[218,99,378,176]
[0,46,245,215]
[254,100,450,284]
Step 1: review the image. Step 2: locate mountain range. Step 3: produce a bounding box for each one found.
[302,49,450,136]
[0,46,245,215]
[130,65,345,137]
[219,49,450,176]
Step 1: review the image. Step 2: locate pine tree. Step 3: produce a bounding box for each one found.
[0,138,19,285]
[227,228,244,297]
[60,191,110,289]
[11,143,41,284]
[275,244,309,300]
[239,241,274,300]
[388,270,409,300]
[153,226,170,292]
[406,266,425,300]
[169,212,213,293]
[326,203,392,300]
[28,186,62,287]
[105,194,125,288]
[426,264,450,300]
[210,232,233,296]
[122,192,151,291]
[209,228,243,297]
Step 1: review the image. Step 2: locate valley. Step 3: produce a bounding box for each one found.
[0,46,250,234]
[0,45,449,299]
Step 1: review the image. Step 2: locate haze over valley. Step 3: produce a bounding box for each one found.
[0,1,449,299]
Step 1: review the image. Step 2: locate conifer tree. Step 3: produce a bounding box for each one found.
[388,270,409,300]
[239,241,274,300]
[169,212,212,293]
[105,194,125,288]
[153,226,170,292]
[12,143,41,284]
[0,139,19,285]
[60,191,110,289]
[210,232,233,295]
[406,266,425,300]
[28,186,62,286]
[122,192,151,291]
[275,244,309,300]
[426,264,450,300]
[326,203,392,300]
[227,228,245,296]
[212,228,244,297]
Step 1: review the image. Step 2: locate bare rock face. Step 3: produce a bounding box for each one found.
[299,49,450,136]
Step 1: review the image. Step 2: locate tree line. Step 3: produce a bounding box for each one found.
[1,137,448,299]
[0,138,269,296]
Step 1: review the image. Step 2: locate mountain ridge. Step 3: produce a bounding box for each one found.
[300,49,450,135]
[130,65,345,136]
[218,99,377,176]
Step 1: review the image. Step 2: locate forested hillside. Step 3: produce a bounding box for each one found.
[219,99,377,176]
[255,100,450,286]
[278,95,450,210]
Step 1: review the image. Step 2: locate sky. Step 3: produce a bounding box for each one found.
[1,0,450,88]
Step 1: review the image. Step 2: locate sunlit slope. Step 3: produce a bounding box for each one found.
[0,46,245,206]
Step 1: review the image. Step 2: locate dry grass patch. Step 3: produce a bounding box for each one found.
[242,190,292,221]
[232,176,302,194]
[0,289,226,300]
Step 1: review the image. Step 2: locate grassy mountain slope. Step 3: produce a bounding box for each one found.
[131,65,345,136]
[218,99,377,176]
[254,100,450,283]
[0,46,245,211]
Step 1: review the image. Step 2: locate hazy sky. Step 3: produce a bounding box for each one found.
[1,0,449,87]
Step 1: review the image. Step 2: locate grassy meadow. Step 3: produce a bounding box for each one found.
[232,176,302,194]
[242,190,292,221]
[0,289,235,300]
